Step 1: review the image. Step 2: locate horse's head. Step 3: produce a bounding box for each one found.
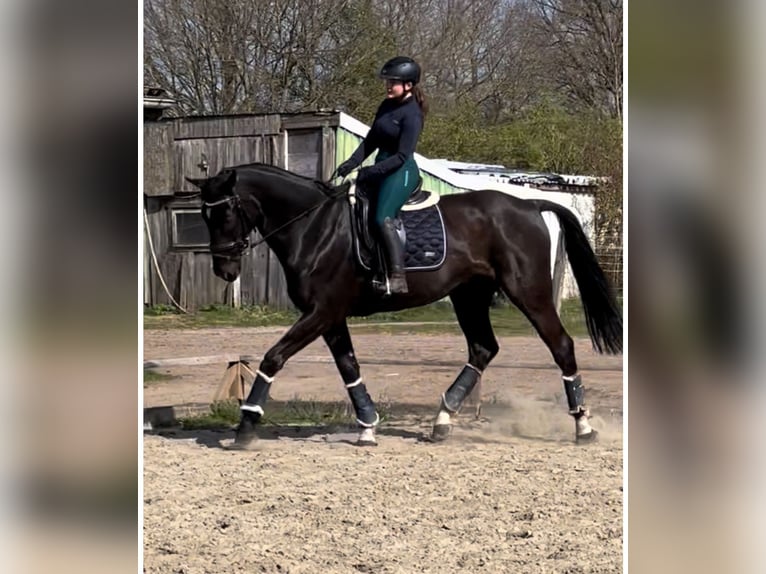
[185,169,250,282]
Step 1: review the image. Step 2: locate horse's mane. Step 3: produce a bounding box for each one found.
[231,162,339,196]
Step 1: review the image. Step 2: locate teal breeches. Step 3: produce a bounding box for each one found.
[373,154,419,227]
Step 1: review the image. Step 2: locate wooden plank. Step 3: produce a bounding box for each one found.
[144,355,260,368]
[254,136,263,165]
[144,123,173,196]
[178,251,195,311]
[226,136,252,168]
[271,133,286,168]
[261,134,272,165]
[281,113,339,131]
[143,231,151,305]
[156,253,183,307]
[144,197,169,306]
[320,125,336,180]
[174,136,273,192]
[174,139,210,192]
[267,250,289,308]
[231,276,241,307]
[240,236,270,305]
[212,360,254,402]
[172,115,282,140]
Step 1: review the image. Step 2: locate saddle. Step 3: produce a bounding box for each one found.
[348,177,446,274]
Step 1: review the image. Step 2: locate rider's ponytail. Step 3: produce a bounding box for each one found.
[412,85,428,118]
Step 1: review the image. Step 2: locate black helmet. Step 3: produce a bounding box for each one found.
[379,56,421,85]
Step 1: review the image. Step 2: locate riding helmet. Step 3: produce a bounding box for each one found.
[379,56,421,85]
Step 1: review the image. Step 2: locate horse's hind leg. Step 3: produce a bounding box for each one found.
[323,321,379,446]
[499,267,597,443]
[431,280,499,441]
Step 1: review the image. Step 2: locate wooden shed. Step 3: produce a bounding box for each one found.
[143,109,339,310]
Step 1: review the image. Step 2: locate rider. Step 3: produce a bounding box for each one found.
[336,56,427,295]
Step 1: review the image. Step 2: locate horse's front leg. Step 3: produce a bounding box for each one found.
[235,311,328,447]
[323,321,379,446]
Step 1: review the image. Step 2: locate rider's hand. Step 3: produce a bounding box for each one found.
[336,160,357,178]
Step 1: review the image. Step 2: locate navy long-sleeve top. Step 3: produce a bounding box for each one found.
[348,96,423,181]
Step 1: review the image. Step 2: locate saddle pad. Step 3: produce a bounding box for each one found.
[401,205,447,270]
[354,205,447,271]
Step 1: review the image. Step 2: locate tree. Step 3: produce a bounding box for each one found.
[531,0,623,119]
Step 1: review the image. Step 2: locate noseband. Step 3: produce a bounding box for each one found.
[202,195,252,260]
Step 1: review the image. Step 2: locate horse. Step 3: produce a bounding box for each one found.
[185,162,622,447]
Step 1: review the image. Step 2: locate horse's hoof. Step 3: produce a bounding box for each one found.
[355,426,377,447]
[232,432,258,450]
[576,429,599,444]
[232,418,259,449]
[430,424,452,442]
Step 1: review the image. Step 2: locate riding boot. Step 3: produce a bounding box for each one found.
[380,217,408,294]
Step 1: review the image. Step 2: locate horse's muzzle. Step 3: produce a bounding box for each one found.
[219,270,240,282]
[213,261,241,283]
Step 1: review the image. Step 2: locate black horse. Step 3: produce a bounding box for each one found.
[186,163,621,447]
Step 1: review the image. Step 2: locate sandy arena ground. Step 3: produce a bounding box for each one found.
[144,327,623,573]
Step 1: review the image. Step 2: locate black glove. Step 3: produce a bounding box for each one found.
[336,160,357,178]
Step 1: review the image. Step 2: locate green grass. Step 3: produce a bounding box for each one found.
[178,400,242,430]
[143,304,300,330]
[143,369,177,386]
[176,395,399,431]
[144,298,594,337]
[261,397,352,427]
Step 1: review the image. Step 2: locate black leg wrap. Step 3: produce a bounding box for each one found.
[563,374,586,416]
[346,382,378,427]
[242,371,273,417]
[442,365,482,413]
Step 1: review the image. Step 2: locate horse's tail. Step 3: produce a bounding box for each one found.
[533,200,623,355]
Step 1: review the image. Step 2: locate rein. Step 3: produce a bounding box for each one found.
[203,184,348,259]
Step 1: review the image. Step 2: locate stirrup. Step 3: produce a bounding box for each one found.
[371,277,388,294]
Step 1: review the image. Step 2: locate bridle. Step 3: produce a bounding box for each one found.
[203,184,348,260]
[203,194,254,260]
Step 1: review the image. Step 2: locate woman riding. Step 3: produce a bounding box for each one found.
[336,56,427,295]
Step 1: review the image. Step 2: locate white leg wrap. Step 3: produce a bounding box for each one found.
[465,363,483,375]
[240,404,264,415]
[357,427,377,444]
[356,412,380,428]
[434,409,452,426]
[345,377,363,388]
[256,370,275,384]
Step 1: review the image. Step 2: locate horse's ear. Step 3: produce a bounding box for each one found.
[185,177,207,189]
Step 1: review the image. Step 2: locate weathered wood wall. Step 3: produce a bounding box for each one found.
[144,112,340,310]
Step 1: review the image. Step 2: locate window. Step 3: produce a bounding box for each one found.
[172,209,209,248]
[288,129,321,178]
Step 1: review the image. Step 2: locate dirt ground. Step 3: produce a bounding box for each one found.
[143,327,623,573]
